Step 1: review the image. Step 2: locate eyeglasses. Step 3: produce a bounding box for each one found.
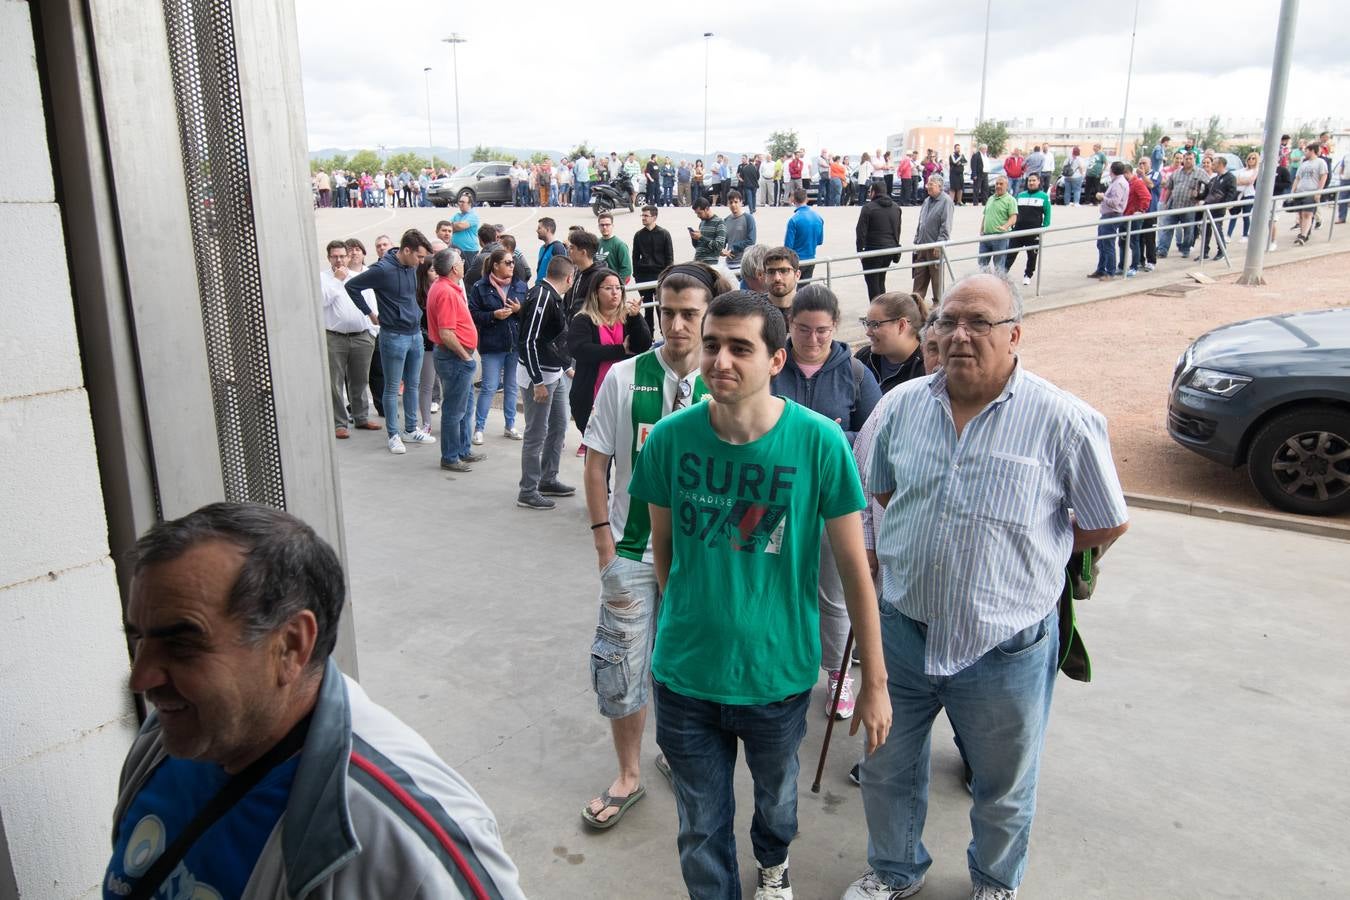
[764,266,795,276]
[859,316,901,331]
[791,323,834,340]
[933,317,1017,336]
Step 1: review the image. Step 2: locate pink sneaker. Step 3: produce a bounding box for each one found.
[827,670,855,720]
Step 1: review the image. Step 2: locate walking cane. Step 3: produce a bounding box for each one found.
[810,628,854,793]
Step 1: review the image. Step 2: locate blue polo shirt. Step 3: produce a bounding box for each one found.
[451,209,480,252]
[784,204,824,264]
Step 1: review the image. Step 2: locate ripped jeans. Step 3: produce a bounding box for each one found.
[589,555,660,719]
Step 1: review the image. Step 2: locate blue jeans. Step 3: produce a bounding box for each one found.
[859,606,1058,893]
[978,236,1009,271]
[474,351,517,432]
[432,348,475,462]
[1095,220,1123,274]
[655,682,810,899]
[1158,211,1194,256]
[1065,176,1083,205]
[378,330,422,436]
[744,186,757,214]
[590,556,660,718]
[662,178,675,205]
[1007,177,1022,197]
[828,177,843,207]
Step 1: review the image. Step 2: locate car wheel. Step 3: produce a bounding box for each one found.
[457,189,476,205]
[1247,407,1350,516]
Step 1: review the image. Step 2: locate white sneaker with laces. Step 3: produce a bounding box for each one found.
[387,434,406,455]
[827,670,856,720]
[504,427,524,440]
[841,870,925,899]
[430,401,440,414]
[755,858,792,900]
[472,430,485,446]
[970,883,1016,900]
[403,429,436,444]
[1268,241,1277,252]
[1021,276,1031,285]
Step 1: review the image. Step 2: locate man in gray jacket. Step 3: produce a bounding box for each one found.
[912,175,954,302]
[109,503,523,898]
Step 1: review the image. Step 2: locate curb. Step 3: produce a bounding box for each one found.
[1124,491,1350,541]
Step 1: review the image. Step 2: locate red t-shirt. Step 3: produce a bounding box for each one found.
[426,277,478,352]
[1124,176,1152,214]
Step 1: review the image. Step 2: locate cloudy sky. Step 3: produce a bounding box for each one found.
[296,0,1347,158]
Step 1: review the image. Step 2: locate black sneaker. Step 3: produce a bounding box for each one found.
[461,451,488,463]
[849,762,861,786]
[538,480,576,497]
[440,459,472,473]
[516,492,556,510]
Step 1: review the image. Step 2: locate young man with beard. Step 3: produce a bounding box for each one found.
[762,246,802,325]
[633,206,675,332]
[629,291,891,899]
[579,262,731,829]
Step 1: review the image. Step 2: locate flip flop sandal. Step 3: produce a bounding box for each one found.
[654,754,673,788]
[580,785,646,830]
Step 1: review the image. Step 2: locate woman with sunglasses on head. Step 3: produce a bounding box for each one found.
[770,283,881,724]
[467,248,528,445]
[854,291,930,395]
[567,268,652,447]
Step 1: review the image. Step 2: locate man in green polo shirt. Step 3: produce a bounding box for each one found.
[578,263,731,830]
[629,291,891,899]
[979,176,1018,273]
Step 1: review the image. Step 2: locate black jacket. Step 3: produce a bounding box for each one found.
[632,225,675,280]
[517,281,570,384]
[738,162,760,189]
[855,344,925,394]
[1206,170,1239,206]
[566,312,653,427]
[856,195,903,253]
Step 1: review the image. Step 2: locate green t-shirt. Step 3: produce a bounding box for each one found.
[982,192,1017,236]
[596,236,633,282]
[1088,151,1108,177]
[628,399,865,705]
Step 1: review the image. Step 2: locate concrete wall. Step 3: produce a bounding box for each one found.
[0,0,138,894]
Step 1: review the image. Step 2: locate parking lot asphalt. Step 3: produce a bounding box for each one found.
[314,200,1350,347]
[335,417,1349,898]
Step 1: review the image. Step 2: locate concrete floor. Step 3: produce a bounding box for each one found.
[336,426,1349,899]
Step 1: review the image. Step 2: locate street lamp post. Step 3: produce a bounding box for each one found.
[422,67,434,174]
[442,34,467,168]
[977,0,990,124]
[703,32,713,159]
[1118,0,1141,157]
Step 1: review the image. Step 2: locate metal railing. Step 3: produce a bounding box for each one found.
[630,183,1348,304]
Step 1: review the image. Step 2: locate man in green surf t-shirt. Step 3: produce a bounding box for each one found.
[577,263,731,831]
[628,291,892,899]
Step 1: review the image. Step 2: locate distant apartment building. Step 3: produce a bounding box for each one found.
[887,122,955,159]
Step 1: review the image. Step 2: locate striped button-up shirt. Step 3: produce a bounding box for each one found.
[868,363,1128,676]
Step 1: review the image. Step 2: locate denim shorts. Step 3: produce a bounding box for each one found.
[589,555,659,719]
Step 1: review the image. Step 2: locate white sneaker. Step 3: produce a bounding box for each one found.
[841,870,925,899]
[1020,275,1031,285]
[387,434,406,455]
[472,430,485,446]
[503,427,524,440]
[1268,241,1277,252]
[403,429,436,444]
[970,883,1016,900]
[755,858,792,900]
[430,401,440,414]
[827,670,856,720]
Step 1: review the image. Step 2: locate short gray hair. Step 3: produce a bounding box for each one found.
[941,266,1024,321]
[739,244,769,280]
[926,174,944,185]
[433,247,462,277]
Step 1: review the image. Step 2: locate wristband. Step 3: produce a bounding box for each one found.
[591,521,610,531]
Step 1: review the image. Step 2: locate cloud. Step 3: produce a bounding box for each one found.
[294,0,1350,158]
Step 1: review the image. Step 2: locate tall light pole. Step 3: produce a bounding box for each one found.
[442,35,467,168]
[1118,0,1141,157]
[1239,0,1300,285]
[703,32,713,159]
[422,67,434,173]
[977,0,991,124]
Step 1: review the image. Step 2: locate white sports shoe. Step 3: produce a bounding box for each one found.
[1021,276,1031,285]
[472,430,485,445]
[841,870,925,899]
[754,858,792,900]
[387,434,406,455]
[403,429,436,444]
[970,883,1016,900]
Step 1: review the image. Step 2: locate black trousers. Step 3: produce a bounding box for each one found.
[799,264,816,283]
[971,173,986,204]
[1084,174,1102,204]
[1202,209,1228,258]
[861,252,894,299]
[368,336,384,416]
[1004,234,1040,277]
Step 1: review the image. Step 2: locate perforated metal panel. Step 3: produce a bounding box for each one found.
[161,0,285,507]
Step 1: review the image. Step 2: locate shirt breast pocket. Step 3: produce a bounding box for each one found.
[976,451,1047,531]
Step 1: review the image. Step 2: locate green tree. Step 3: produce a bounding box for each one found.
[348,149,382,173]
[1132,122,1165,161]
[1231,143,1261,161]
[385,151,428,172]
[529,151,550,164]
[470,145,503,162]
[1187,115,1227,151]
[1291,122,1318,143]
[568,140,594,160]
[972,120,1010,157]
[766,129,800,159]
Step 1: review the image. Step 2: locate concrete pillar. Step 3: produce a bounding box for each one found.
[0,1,138,892]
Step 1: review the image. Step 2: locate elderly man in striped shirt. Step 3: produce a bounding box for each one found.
[842,270,1129,900]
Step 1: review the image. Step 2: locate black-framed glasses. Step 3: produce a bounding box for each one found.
[859,316,902,331]
[933,317,1017,336]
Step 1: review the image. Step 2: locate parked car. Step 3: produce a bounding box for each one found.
[427,162,513,207]
[1167,307,1350,516]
